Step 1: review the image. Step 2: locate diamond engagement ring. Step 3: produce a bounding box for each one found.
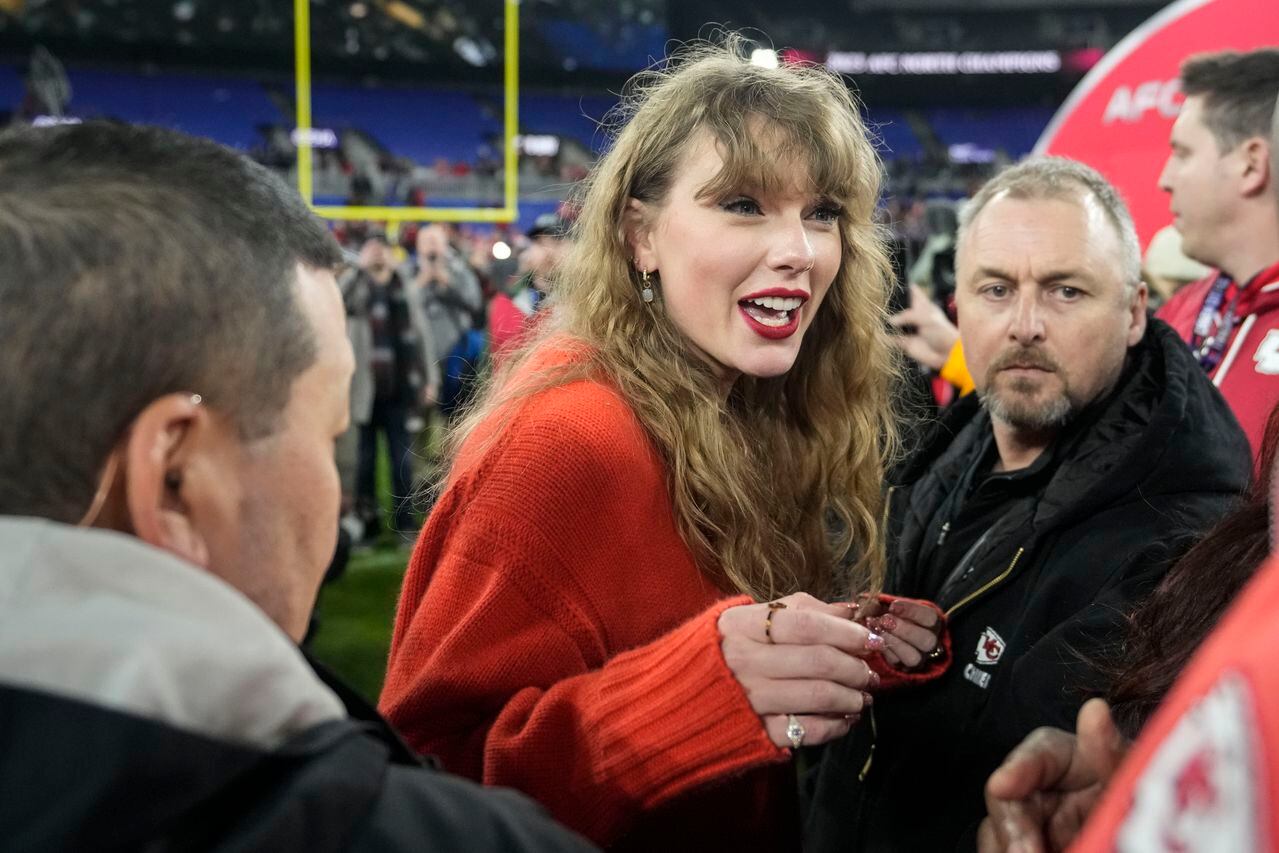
[786,714,805,750]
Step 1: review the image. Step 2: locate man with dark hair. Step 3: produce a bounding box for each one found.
[805,157,1249,852]
[1157,48,1279,456]
[0,121,592,852]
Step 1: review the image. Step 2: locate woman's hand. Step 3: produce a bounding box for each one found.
[718,592,885,750]
[860,596,944,670]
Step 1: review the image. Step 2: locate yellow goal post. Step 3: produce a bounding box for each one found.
[292,0,519,223]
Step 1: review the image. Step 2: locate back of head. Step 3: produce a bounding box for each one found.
[1181,49,1279,154]
[0,121,341,522]
[958,155,1142,289]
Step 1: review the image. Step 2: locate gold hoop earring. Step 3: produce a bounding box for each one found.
[640,268,655,304]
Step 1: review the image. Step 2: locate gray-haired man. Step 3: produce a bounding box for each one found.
[805,157,1250,852]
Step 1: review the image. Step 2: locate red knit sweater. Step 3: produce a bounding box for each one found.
[380,349,945,849]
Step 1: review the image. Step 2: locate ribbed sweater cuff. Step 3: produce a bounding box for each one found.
[589,595,786,816]
[868,593,952,687]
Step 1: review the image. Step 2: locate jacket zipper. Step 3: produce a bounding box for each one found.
[945,546,1026,618]
[858,706,878,782]
[857,547,1027,783]
[882,486,897,543]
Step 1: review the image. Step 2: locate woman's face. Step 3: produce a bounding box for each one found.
[630,130,843,385]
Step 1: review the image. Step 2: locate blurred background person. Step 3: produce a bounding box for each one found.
[407,223,485,421]
[1156,48,1279,457]
[490,211,568,364]
[341,233,438,543]
[1142,224,1211,307]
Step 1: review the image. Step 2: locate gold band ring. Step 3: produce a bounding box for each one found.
[765,601,787,644]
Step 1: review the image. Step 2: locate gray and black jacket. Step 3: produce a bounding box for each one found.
[0,518,595,853]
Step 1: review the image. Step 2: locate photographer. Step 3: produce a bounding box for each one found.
[341,234,438,541]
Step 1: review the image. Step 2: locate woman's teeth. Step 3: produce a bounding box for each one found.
[743,304,792,327]
[745,296,803,312]
[741,295,803,327]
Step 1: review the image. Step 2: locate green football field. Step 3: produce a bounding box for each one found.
[309,543,410,702]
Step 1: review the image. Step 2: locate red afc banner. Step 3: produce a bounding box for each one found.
[1035,0,1279,250]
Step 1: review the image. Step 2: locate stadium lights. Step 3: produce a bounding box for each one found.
[32,115,82,127]
[492,241,512,261]
[750,48,780,69]
[516,134,560,157]
[291,127,339,148]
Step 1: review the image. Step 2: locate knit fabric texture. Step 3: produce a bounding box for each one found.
[380,352,790,846]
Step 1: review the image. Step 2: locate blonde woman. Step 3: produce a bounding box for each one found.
[380,39,947,850]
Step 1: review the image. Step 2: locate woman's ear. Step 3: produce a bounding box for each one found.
[118,393,215,568]
[624,198,657,273]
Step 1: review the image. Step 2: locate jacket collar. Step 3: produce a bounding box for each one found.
[0,517,345,750]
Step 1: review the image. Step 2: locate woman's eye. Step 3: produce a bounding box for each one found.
[722,197,762,216]
[811,205,843,223]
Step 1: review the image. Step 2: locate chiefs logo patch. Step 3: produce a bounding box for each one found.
[975,627,1005,665]
[1254,330,1279,375]
[1117,672,1261,852]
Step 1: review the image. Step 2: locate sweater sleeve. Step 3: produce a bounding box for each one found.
[379,384,785,845]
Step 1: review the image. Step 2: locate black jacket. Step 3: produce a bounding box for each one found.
[0,518,595,853]
[804,320,1251,852]
[0,674,596,853]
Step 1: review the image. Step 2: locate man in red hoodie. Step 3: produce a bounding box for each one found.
[1156,49,1279,456]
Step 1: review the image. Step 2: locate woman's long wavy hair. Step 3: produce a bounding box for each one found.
[448,37,901,601]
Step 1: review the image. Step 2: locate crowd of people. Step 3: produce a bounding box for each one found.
[4,32,1279,853]
[329,211,569,544]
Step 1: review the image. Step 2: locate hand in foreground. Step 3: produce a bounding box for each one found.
[718,593,884,750]
[888,283,959,371]
[977,698,1128,853]
[858,596,944,670]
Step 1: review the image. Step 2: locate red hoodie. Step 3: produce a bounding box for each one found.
[1157,260,1279,458]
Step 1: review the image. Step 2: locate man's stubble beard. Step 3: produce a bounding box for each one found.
[979,375,1075,432]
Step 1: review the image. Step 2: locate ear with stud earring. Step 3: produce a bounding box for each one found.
[640,267,655,304]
